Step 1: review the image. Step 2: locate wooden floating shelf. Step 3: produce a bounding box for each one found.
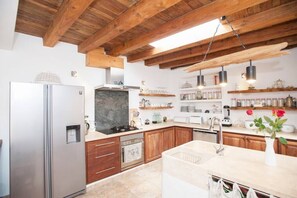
[180,99,222,103]
[180,85,221,91]
[230,107,297,111]
[139,93,176,97]
[228,87,297,94]
[139,106,173,110]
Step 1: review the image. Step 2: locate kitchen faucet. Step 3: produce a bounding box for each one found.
[210,117,224,156]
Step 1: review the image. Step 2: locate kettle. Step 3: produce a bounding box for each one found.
[285,95,293,107]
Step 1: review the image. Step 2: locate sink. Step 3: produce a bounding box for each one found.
[170,150,215,165]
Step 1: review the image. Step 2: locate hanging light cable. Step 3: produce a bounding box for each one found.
[197,70,204,89]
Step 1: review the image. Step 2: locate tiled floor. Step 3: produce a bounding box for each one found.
[79,159,162,198]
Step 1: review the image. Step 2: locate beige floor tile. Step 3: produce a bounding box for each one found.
[80,160,162,198]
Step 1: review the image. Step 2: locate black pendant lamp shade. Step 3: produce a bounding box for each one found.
[246,60,256,84]
[197,70,204,89]
[219,66,227,86]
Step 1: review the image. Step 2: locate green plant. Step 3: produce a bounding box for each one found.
[246,109,287,145]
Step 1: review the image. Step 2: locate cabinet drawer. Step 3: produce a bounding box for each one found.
[86,137,119,154]
[87,163,120,183]
[87,151,120,168]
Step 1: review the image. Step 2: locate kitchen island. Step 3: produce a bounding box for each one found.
[162,140,297,198]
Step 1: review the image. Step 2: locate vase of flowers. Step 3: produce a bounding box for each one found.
[246,109,287,166]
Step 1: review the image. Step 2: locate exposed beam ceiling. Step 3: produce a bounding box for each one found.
[127,1,297,63]
[43,0,95,47]
[108,0,269,56]
[78,0,183,53]
[160,34,297,69]
[149,19,297,67]
[185,42,289,72]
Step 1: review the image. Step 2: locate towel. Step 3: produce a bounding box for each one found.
[123,142,142,163]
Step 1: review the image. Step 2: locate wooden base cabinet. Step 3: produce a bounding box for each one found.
[279,140,297,157]
[163,127,175,151]
[144,129,164,163]
[223,132,278,152]
[175,127,193,146]
[86,137,120,183]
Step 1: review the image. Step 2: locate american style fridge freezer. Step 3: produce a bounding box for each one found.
[10,82,86,198]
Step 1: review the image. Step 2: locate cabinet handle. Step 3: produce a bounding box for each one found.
[95,142,115,147]
[95,152,115,159]
[95,167,115,174]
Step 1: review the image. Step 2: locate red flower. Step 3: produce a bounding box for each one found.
[272,109,277,116]
[276,109,285,118]
[246,109,253,116]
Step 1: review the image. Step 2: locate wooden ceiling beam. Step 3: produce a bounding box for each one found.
[108,0,269,56]
[78,0,183,53]
[147,19,297,66]
[86,48,124,69]
[43,0,94,47]
[159,34,297,69]
[129,0,297,63]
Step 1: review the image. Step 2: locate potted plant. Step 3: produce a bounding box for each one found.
[246,109,287,166]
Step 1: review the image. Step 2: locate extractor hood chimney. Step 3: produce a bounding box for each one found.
[95,68,140,91]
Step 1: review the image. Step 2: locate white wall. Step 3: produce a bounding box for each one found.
[0,33,174,196]
[170,48,297,127]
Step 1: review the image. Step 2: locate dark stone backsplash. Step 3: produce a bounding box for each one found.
[95,90,129,130]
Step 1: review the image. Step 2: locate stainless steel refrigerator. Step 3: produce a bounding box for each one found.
[10,82,86,198]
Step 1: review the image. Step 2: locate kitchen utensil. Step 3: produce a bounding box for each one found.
[285,95,293,107]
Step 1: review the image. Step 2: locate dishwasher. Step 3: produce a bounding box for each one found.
[193,128,218,143]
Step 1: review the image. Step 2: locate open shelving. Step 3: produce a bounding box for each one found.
[230,107,297,111]
[139,93,176,97]
[139,106,173,110]
[227,87,297,94]
[180,99,222,103]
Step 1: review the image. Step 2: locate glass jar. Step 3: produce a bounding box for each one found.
[241,99,246,107]
[202,92,207,99]
[218,91,222,99]
[208,92,212,99]
[246,99,251,107]
[250,99,255,107]
[267,98,272,107]
[213,91,218,99]
[272,98,278,107]
[261,98,266,107]
[231,98,237,107]
[237,99,241,107]
[278,98,284,107]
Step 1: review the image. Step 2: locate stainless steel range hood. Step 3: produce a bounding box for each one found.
[95,68,140,91]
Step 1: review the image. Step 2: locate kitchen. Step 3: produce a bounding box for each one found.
[1,0,297,197]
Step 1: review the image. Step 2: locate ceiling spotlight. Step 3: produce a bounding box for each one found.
[219,66,227,87]
[246,60,256,84]
[197,70,205,89]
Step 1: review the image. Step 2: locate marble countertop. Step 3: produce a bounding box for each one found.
[162,140,297,198]
[85,122,297,142]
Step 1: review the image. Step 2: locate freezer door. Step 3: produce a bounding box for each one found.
[49,85,86,198]
[10,82,46,198]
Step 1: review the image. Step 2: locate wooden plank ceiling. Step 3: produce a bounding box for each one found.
[15,0,297,70]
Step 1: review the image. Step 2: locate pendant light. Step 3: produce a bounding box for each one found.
[197,70,204,89]
[246,59,256,84]
[219,66,227,86]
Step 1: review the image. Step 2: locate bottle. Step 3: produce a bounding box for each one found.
[231,98,237,107]
[278,98,284,107]
[246,99,251,107]
[251,99,255,107]
[272,98,278,107]
[261,98,266,107]
[237,99,241,107]
[267,98,272,107]
[241,99,246,107]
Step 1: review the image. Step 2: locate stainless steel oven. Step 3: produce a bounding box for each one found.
[193,128,218,143]
[120,133,144,171]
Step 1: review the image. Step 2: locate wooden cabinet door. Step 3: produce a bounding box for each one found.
[175,127,193,146]
[279,140,297,157]
[163,127,175,151]
[223,132,246,148]
[144,130,163,163]
[246,135,278,152]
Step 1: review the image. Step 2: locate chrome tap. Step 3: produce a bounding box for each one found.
[210,117,224,156]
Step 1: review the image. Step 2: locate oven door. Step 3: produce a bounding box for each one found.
[193,129,218,143]
[121,140,144,171]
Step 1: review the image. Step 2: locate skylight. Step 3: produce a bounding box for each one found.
[150,19,221,49]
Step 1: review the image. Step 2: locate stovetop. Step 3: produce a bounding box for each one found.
[98,125,139,135]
